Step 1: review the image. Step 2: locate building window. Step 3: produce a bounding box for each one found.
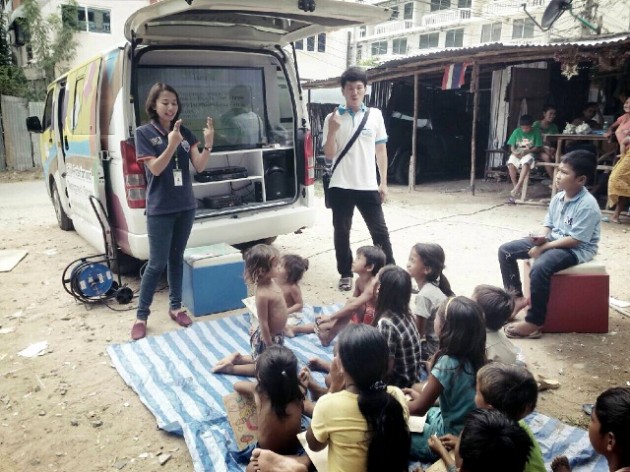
[390,6,399,20]
[480,22,502,43]
[307,36,315,51]
[317,33,326,52]
[458,0,471,8]
[445,28,464,47]
[419,32,439,49]
[512,18,535,39]
[392,38,407,55]
[357,47,362,62]
[359,26,366,38]
[403,3,414,19]
[430,0,451,11]
[371,40,387,55]
[295,39,303,50]
[62,5,111,34]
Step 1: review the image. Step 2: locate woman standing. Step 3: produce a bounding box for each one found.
[131,82,214,340]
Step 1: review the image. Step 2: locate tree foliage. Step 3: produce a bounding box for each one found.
[22,0,79,99]
[0,11,27,96]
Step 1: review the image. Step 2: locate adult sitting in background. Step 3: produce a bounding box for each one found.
[217,84,265,147]
[606,98,630,223]
[533,105,560,179]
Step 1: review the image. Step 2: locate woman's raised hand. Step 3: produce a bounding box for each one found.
[168,119,184,148]
[203,117,215,148]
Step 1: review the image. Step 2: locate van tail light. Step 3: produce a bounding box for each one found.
[121,140,146,209]
[304,130,315,186]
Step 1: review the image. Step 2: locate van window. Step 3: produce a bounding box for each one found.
[136,65,294,152]
[72,77,85,132]
[43,90,54,130]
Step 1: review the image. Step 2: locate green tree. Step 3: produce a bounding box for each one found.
[0,11,27,96]
[22,0,79,99]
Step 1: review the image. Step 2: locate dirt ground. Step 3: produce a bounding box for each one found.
[1,170,629,471]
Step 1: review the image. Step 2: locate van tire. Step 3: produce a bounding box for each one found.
[52,184,74,231]
[110,249,144,276]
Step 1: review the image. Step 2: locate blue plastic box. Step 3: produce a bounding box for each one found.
[182,243,247,316]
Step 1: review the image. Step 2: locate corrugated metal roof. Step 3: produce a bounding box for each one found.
[304,33,630,88]
[377,33,630,66]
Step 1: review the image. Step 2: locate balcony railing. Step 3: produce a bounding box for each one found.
[421,8,472,27]
[484,0,546,16]
[372,20,416,36]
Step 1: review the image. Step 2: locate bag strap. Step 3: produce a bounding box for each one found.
[329,108,371,176]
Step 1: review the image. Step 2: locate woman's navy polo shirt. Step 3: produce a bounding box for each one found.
[135,121,199,216]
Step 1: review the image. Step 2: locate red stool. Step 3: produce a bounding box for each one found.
[522,260,609,333]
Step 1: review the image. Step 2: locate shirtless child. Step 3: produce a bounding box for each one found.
[314,245,386,347]
[233,345,307,470]
[214,244,288,376]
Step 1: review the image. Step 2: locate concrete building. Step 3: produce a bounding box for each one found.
[3,0,152,77]
[354,0,630,63]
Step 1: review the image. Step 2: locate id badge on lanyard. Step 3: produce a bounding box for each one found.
[173,140,190,187]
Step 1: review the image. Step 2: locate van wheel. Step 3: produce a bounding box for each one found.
[52,184,74,231]
[232,236,278,252]
[110,249,144,276]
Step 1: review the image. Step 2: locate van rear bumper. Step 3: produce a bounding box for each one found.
[122,205,316,261]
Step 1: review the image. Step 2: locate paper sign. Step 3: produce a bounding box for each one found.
[297,431,328,472]
[18,341,48,358]
[223,392,258,450]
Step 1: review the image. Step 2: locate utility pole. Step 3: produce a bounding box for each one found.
[580,0,597,36]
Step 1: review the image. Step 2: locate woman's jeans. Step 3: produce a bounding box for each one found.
[137,209,195,321]
[329,187,395,278]
[498,238,578,326]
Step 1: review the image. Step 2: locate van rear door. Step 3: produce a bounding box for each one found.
[125,0,389,46]
[62,58,108,252]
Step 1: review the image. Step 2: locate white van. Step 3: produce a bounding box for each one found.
[26,0,388,269]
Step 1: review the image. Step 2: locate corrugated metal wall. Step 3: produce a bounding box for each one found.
[0,95,44,170]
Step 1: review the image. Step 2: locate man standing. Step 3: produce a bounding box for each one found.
[323,66,395,291]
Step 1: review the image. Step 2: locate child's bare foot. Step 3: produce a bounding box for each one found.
[307,358,330,373]
[551,455,571,472]
[213,352,244,373]
[316,320,335,347]
[249,448,308,472]
[509,296,530,321]
[301,368,329,401]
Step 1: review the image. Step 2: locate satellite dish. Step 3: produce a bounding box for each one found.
[523,0,600,33]
[541,0,571,29]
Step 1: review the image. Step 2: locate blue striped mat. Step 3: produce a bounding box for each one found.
[107,304,606,472]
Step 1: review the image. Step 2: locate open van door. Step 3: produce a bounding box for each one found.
[125,0,390,47]
[62,58,108,252]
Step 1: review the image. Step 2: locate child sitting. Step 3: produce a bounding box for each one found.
[214,244,288,376]
[403,296,487,462]
[305,324,411,472]
[407,243,454,363]
[429,408,532,472]
[373,265,423,388]
[232,345,305,468]
[551,387,630,472]
[315,245,386,346]
[499,150,601,339]
[274,254,312,337]
[471,284,519,365]
[506,114,543,204]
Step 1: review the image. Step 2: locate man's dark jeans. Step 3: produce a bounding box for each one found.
[498,238,577,326]
[329,187,395,278]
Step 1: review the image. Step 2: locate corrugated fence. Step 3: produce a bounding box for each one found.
[0,95,44,170]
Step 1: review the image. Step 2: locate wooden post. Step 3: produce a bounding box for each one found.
[470,62,480,196]
[409,73,419,192]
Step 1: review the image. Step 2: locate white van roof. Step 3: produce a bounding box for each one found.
[125,0,390,47]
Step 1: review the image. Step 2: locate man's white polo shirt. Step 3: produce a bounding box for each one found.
[322,104,388,191]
